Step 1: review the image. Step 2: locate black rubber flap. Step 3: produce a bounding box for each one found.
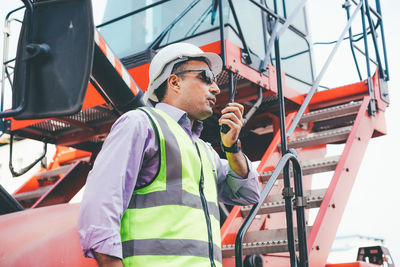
[12,0,94,120]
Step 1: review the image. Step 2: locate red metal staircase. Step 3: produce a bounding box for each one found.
[220,74,388,266]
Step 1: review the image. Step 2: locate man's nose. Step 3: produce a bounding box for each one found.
[209,82,220,95]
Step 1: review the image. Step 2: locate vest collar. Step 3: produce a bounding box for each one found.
[155,103,203,141]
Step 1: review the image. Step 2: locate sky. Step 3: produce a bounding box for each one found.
[1,0,399,265]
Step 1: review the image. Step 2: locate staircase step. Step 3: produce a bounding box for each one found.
[13,185,53,202]
[285,126,352,149]
[12,164,77,208]
[35,164,74,181]
[299,101,362,124]
[222,227,311,257]
[260,156,340,183]
[33,161,91,208]
[241,189,326,217]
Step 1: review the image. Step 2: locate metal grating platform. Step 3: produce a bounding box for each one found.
[11,106,118,150]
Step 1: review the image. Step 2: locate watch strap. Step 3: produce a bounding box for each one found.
[221,139,241,153]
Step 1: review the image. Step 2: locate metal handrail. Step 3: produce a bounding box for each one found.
[243,86,263,124]
[226,0,252,64]
[218,0,226,68]
[96,0,171,29]
[353,44,377,65]
[286,0,363,137]
[9,134,47,177]
[274,30,299,266]
[375,0,389,80]
[1,6,24,123]
[351,0,381,20]
[261,0,308,71]
[0,0,33,119]
[235,2,310,266]
[360,0,376,115]
[364,0,384,80]
[344,1,362,81]
[235,151,307,267]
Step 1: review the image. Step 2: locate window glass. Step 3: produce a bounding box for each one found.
[94,0,266,60]
[284,1,307,33]
[265,0,307,34]
[159,0,221,47]
[227,0,265,59]
[93,0,312,91]
[96,0,188,58]
[270,27,313,92]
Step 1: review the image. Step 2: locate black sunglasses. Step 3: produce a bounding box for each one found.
[174,69,217,85]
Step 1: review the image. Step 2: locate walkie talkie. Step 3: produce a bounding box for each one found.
[220,121,231,134]
[220,72,236,134]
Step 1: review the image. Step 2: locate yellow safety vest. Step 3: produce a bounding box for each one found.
[121,107,222,267]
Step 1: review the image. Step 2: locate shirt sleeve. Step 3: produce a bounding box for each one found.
[78,110,154,259]
[211,147,261,206]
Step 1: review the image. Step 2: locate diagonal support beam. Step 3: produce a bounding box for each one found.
[307,96,387,265]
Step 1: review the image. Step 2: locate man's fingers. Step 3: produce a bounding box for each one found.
[221,106,244,126]
[221,103,244,117]
[221,107,242,119]
[219,118,240,144]
[219,103,244,145]
[219,114,243,133]
[226,102,244,113]
[219,102,244,140]
[219,118,239,133]
[219,112,242,126]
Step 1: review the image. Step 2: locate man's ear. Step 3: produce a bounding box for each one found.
[167,74,181,94]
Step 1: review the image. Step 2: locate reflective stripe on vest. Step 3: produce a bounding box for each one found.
[121,107,222,267]
[122,238,222,261]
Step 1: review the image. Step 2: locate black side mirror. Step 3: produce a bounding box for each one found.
[1,0,94,120]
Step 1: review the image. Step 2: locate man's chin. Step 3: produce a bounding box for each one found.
[198,109,213,121]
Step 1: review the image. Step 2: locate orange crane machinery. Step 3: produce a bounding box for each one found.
[0,0,393,266]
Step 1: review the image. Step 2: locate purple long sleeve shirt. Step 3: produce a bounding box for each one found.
[78,103,260,259]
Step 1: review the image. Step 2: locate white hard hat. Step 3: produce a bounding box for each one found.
[144,42,223,103]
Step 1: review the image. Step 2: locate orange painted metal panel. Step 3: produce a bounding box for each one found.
[221,205,242,245]
[200,40,222,55]
[128,62,150,92]
[81,83,107,110]
[12,174,41,195]
[224,40,303,104]
[306,81,368,110]
[9,117,47,131]
[51,146,91,166]
[258,112,297,173]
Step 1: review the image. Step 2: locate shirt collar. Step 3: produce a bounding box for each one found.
[155,103,204,141]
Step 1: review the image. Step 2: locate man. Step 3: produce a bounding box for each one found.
[78,42,260,267]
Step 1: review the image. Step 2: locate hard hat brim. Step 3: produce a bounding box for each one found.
[144,51,223,103]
